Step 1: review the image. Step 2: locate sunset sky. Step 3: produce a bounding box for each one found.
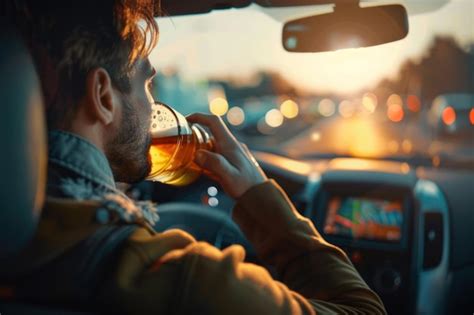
[150,0,474,94]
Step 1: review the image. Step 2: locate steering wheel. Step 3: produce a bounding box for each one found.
[153,202,257,260]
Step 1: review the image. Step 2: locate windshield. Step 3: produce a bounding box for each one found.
[151,1,474,168]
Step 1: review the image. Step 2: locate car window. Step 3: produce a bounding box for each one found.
[151,0,473,168]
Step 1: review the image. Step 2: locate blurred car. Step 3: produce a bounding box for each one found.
[429,93,474,138]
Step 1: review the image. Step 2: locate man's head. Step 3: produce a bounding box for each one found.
[12,0,159,183]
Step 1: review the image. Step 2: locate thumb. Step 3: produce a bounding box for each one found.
[195,149,235,179]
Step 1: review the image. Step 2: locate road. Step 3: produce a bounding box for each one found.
[279,113,432,159]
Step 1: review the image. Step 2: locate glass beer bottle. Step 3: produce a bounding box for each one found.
[147,102,214,186]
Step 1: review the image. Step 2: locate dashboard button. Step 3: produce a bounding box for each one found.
[374,268,401,293]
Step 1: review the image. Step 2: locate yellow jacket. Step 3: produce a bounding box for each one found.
[5,180,386,315]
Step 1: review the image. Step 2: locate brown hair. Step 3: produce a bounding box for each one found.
[10,0,159,128]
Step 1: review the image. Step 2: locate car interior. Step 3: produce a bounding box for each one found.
[1,1,473,314]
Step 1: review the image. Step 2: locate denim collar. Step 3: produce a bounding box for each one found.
[48,130,116,191]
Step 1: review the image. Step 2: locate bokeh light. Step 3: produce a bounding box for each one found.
[318,98,336,117]
[207,186,218,197]
[339,100,355,118]
[362,93,378,113]
[407,95,421,112]
[226,106,245,126]
[401,163,410,174]
[470,108,474,125]
[208,197,219,207]
[209,97,229,116]
[311,132,321,142]
[265,109,284,128]
[280,99,299,119]
[387,103,404,122]
[387,94,403,107]
[442,106,456,125]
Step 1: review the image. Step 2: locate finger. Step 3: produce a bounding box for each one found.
[187,113,237,147]
[222,244,246,263]
[239,142,260,167]
[240,142,251,155]
[187,113,233,140]
[194,149,236,179]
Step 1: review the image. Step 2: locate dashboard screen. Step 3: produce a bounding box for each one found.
[324,196,403,242]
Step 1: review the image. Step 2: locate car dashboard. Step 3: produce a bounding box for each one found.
[254,152,451,315]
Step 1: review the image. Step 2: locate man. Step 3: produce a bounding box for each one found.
[8,0,386,314]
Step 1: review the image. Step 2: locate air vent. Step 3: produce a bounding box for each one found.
[423,212,443,269]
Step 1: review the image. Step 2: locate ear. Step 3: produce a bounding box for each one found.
[84,68,117,125]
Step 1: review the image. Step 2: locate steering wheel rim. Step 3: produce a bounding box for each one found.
[153,202,256,256]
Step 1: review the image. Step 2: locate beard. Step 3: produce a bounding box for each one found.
[105,96,152,184]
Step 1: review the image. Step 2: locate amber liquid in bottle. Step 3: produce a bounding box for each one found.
[148,125,213,186]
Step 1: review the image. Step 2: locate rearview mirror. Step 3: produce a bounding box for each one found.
[282,3,408,52]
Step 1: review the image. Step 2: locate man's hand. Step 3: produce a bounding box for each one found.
[187,113,267,199]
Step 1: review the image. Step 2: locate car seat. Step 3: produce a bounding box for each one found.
[0,21,93,315]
